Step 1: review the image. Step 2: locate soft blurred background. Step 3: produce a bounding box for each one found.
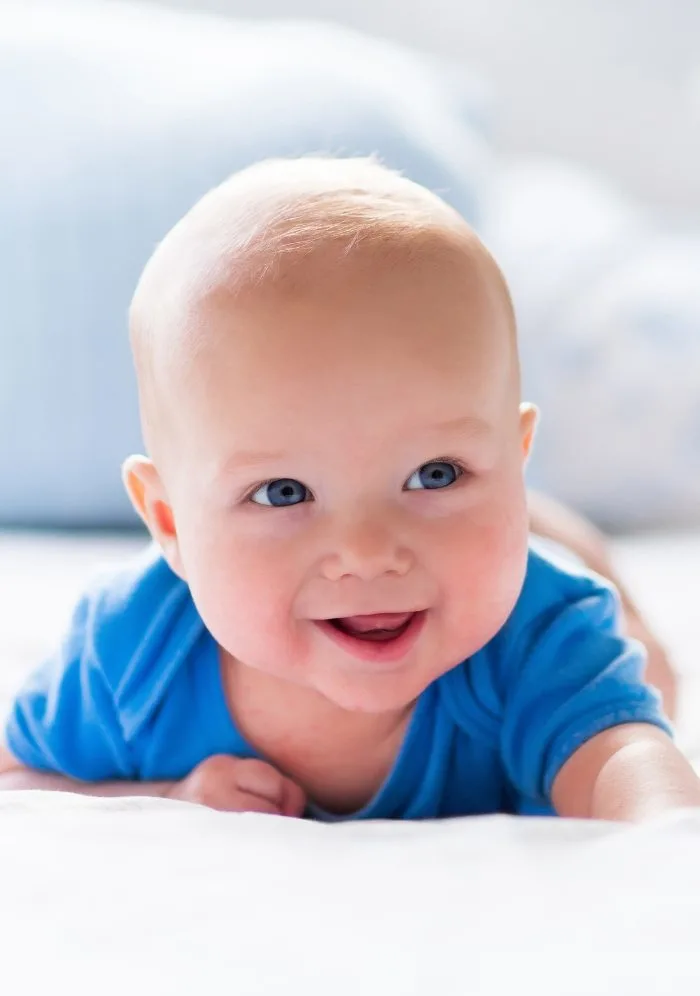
[155,0,700,220]
[1,0,699,534]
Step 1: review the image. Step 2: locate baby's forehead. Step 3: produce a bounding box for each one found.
[130,159,516,441]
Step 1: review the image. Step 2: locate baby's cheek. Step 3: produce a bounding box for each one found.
[193,544,301,658]
[438,501,528,642]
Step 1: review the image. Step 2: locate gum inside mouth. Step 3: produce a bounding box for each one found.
[329,612,415,643]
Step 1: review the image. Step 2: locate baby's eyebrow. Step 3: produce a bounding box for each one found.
[216,449,287,475]
[425,415,492,437]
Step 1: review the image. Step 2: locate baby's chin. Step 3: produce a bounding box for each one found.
[307,659,455,715]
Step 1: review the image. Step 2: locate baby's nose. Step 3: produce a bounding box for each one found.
[320,515,413,582]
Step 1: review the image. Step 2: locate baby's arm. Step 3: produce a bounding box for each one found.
[552,724,700,821]
[0,744,171,798]
[0,746,305,816]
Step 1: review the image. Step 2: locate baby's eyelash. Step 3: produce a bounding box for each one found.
[242,480,315,505]
[242,481,276,498]
[424,457,472,479]
[431,457,469,472]
[240,480,272,504]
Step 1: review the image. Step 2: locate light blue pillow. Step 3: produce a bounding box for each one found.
[527,234,700,530]
[0,1,490,526]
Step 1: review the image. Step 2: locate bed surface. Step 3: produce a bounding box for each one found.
[1,530,699,994]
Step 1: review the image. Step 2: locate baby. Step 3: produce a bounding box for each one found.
[0,158,695,820]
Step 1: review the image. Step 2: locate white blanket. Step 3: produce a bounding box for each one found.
[1,531,699,995]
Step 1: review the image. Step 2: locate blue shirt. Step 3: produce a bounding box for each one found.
[3,540,670,819]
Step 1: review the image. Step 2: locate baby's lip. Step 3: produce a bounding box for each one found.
[313,606,427,622]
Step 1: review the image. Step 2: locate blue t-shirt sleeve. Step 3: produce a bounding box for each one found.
[3,546,197,782]
[498,562,672,805]
[3,585,136,780]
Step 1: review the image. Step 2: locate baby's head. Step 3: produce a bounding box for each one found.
[125,157,536,714]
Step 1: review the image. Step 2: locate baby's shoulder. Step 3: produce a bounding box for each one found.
[449,539,621,696]
[511,537,620,632]
[81,543,185,648]
[438,539,627,740]
[477,536,624,690]
[73,544,202,724]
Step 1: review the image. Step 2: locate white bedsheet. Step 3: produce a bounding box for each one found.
[0,531,699,995]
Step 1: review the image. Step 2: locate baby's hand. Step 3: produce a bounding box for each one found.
[167,755,306,817]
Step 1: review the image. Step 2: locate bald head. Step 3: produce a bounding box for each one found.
[129,156,517,452]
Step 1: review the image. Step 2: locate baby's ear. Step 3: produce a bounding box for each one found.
[519,403,539,462]
[121,455,185,579]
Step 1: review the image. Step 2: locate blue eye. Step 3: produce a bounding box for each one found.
[250,479,310,507]
[405,461,461,491]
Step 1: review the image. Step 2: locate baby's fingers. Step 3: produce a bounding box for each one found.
[175,755,306,816]
[224,790,285,816]
[233,758,305,814]
[234,759,306,817]
[280,777,307,818]
[234,758,287,805]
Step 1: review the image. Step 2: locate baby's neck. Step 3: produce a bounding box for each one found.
[219,650,413,814]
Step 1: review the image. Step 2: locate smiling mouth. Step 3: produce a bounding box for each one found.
[313,610,426,664]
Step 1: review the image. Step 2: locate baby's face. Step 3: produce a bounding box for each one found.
[159,248,535,713]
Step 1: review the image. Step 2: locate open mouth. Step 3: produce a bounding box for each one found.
[329,612,415,642]
[313,610,426,664]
